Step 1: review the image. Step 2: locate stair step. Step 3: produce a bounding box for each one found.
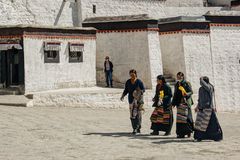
[168,82,176,86]
[0,86,23,95]
[164,74,173,79]
[165,78,176,82]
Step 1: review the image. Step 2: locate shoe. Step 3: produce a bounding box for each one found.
[150,131,159,135]
[137,129,141,133]
[105,85,109,87]
[195,139,202,142]
[187,133,191,138]
[177,135,185,138]
[111,86,113,88]
[132,130,137,135]
[214,139,222,142]
[164,132,171,136]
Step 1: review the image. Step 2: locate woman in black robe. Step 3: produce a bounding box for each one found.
[150,75,173,136]
[172,72,194,138]
[194,76,223,141]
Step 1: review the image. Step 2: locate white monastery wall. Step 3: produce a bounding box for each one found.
[147,31,164,89]
[96,31,152,89]
[24,37,96,93]
[0,0,79,26]
[81,0,222,19]
[164,0,204,6]
[159,33,186,78]
[210,25,240,111]
[0,0,223,26]
[182,33,214,93]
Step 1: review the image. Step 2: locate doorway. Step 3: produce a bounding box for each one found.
[0,48,24,88]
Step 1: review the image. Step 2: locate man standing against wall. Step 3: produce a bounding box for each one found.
[104,56,113,87]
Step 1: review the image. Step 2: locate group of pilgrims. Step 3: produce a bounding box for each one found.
[120,69,223,142]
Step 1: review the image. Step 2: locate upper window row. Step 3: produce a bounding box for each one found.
[44,42,84,63]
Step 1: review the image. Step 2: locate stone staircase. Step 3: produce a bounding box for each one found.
[164,74,176,88]
[0,86,24,95]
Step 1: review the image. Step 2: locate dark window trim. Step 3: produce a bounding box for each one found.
[69,50,83,63]
[93,5,96,14]
[44,50,60,63]
[68,43,84,63]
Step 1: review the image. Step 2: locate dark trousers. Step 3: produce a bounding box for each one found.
[130,111,142,130]
[105,70,112,86]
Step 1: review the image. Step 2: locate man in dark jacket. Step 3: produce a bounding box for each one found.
[104,56,113,87]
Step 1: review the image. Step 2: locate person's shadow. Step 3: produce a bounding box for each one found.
[83,132,194,143]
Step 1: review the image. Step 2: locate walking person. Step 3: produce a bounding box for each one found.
[104,56,113,87]
[120,69,145,135]
[150,75,173,136]
[172,72,194,138]
[194,76,223,142]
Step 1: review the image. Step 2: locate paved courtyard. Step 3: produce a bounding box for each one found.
[0,105,239,160]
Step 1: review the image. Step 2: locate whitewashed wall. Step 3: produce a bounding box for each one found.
[23,37,96,93]
[159,33,186,78]
[96,30,162,89]
[182,33,213,93]
[147,31,164,89]
[0,0,223,26]
[81,0,222,19]
[0,0,79,26]
[210,25,240,111]
[165,0,204,6]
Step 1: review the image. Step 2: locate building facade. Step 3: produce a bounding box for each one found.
[0,26,96,93]
[0,0,239,110]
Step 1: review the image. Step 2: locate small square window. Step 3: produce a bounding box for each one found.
[44,42,60,63]
[93,5,96,14]
[69,43,84,63]
[69,51,83,63]
[44,50,60,63]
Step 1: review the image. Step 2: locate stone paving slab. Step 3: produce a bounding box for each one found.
[0,95,30,107]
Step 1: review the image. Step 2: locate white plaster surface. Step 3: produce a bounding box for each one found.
[96,31,152,89]
[23,37,96,93]
[0,0,80,26]
[159,34,186,77]
[147,31,163,89]
[183,33,214,92]
[0,0,223,26]
[81,0,222,19]
[31,87,155,108]
[210,26,240,111]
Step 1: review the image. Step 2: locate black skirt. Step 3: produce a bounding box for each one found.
[176,104,194,136]
[194,111,223,141]
[150,107,173,132]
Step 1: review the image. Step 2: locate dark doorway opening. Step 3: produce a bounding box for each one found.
[0,48,24,89]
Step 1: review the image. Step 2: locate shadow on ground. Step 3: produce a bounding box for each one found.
[84,132,195,144]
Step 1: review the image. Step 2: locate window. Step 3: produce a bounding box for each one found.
[69,43,84,63]
[93,5,96,14]
[44,42,60,63]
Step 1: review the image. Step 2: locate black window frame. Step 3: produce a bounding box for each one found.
[69,43,84,63]
[44,42,60,63]
[44,50,60,63]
